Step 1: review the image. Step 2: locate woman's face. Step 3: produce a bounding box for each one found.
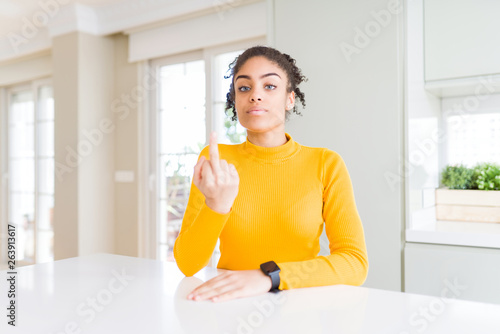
[234,56,295,135]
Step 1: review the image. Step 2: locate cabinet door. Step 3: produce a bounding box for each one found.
[424,0,500,81]
[405,242,500,304]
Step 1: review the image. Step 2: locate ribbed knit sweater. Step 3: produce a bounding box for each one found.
[173,132,368,289]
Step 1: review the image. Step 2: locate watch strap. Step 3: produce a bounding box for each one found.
[260,261,281,292]
[268,271,280,292]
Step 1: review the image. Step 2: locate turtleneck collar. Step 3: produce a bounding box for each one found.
[240,132,301,163]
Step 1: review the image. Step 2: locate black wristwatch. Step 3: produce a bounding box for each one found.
[260,261,281,292]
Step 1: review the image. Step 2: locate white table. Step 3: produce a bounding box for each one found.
[1,253,499,334]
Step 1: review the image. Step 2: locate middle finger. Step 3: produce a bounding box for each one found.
[209,131,220,171]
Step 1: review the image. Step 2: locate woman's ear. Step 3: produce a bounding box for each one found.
[286,91,296,111]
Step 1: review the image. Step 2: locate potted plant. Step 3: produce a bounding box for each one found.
[436,163,500,223]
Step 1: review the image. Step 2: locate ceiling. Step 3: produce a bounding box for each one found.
[0,0,249,63]
[0,0,123,17]
[0,0,124,35]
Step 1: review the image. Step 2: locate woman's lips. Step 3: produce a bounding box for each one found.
[247,109,266,115]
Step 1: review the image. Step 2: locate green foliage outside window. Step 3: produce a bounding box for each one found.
[224,110,246,144]
[441,163,500,190]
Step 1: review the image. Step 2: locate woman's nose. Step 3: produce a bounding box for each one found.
[250,88,262,102]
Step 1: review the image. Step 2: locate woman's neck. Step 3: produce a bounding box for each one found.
[246,130,288,147]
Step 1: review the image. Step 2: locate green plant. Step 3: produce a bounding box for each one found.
[441,164,474,189]
[472,163,500,190]
[441,163,500,190]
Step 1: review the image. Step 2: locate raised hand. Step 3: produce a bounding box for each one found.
[193,132,239,214]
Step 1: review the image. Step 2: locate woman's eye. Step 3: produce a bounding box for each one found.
[238,86,250,92]
[265,84,276,90]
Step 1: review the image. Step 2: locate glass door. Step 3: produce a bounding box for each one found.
[6,82,54,266]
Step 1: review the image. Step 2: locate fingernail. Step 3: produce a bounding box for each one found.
[212,297,218,302]
[187,294,193,299]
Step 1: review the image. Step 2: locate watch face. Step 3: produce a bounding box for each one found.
[262,261,279,273]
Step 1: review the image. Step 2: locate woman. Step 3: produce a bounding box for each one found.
[173,46,368,302]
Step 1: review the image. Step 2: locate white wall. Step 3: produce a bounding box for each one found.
[271,0,404,291]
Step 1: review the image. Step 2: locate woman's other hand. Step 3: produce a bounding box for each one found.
[193,131,239,214]
[186,269,273,302]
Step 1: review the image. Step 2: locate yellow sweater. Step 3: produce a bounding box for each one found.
[174,132,368,290]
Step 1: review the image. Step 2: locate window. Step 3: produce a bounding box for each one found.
[3,81,54,266]
[446,112,500,167]
[147,40,264,263]
[156,57,206,262]
[406,95,500,247]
